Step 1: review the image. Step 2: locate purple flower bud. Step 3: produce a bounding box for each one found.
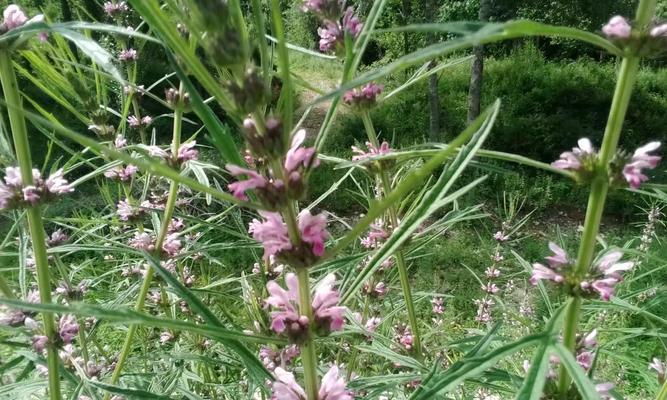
[2,5,28,31]
[58,314,79,344]
[623,141,661,189]
[177,141,199,164]
[651,24,667,37]
[602,16,631,39]
[32,335,49,352]
[103,1,130,18]
[118,48,138,62]
[271,367,307,399]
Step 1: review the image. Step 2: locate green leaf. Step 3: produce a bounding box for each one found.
[165,51,244,165]
[356,342,426,371]
[552,343,602,399]
[56,29,122,82]
[144,254,273,384]
[88,380,175,399]
[411,333,545,399]
[0,298,284,345]
[340,101,499,303]
[313,21,619,105]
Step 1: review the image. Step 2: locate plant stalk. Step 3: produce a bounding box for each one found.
[0,50,62,400]
[558,1,655,396]
[105,91,185,397]
[360,112,422,358]
[296,267,320,400]
[657,379,667,400]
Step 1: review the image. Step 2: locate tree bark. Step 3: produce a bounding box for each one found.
[467,0,491,124]
[424,0,440,141]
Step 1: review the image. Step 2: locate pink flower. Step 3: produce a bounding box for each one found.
[249,211,292,258]
[271,367,306,400]
[129,232,155,251]
[482,282,500,294]
[119,48,138,62]
[177,141,199,164]
[344,83,383,109]
[45,169,74,195]
[58,314,79,344]
[431,297,445,314]
[302,0,344,20]
[161,233,182,257]
[312,273,346,332]
[576,350,594,370]
[651,24,667,37]
[590,277,618,301]
[530,263,564,285]
[319,365,353,400]
[22,186,40,204]
[47,229,69,247]
[623,141,661,189]
[360,221,388,248]
[105,165,138,182]
[226,164,268,201]
[596,251,634,279]
[493,231,509,242]
[581,329,598,348]
[114,135,127,149]
[32,335,48,352]
[365,316,381,333]
[266,273,302,334]
[285,130,319,172]
[318,21,342,53]
[127,114,151,128]
[595,382,614,399]
[649,358,665,378]
[552,138,595,171]
[103,1,129,17]
[342,7,362,37]
[352,141,391,161]
[159,330,174,344]
[545,242,568,268]
[298,210,328,256]
[2,5,28,31]
[485,266,501,278]
[602,16,631,39]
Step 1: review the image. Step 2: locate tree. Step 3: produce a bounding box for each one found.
[467,0,491,124]
[424,0,440,141]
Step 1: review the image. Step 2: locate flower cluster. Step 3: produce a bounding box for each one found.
[228,127,319,210]
[531,243,634,301]
[259,344,300,372]
[302,0,362,55]
[119,48,138,62]
[249,210,328,267]
[265,273,345,342]
[128,232,182,258]
[127,114,152,129]
[317,7,363,54]
[0,167,73,210]
[271,365,353,400]
[650,358,666,384]
[32,314,79,353]
[116,198,151,222]
[147,141,199,168]
[104,164,138,182]
[103,1,130,18]
[603,15,667,40]
[473,229,510,323]
[1,4,27,32]
[552,138,661,189]
[343,82,383,110]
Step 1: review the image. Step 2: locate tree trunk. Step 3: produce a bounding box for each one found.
[424,0,440,141]
[467,0,491,124]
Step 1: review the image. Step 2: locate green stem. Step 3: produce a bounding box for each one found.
[657,379,667,400]
[558,1,656,396]
[269,0,293,140]
[360,112,422,359]
[0,51,62,400]
[296,267,319,400]
[104,94,185,398]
